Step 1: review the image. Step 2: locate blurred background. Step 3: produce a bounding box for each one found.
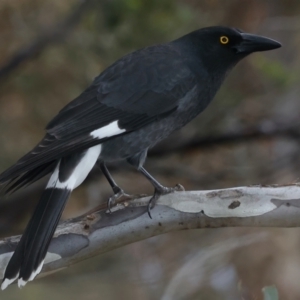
[0,0,298,299]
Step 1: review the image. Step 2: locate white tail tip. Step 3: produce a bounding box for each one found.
[1,273,19,290]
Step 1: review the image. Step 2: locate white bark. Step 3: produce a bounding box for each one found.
[0,184,299,281]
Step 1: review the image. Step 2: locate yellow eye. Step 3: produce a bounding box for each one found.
[220,36,229,44]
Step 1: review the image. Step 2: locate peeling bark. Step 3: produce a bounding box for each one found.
[0,184,300,282]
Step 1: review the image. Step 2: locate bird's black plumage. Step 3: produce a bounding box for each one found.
[0,26,281,289]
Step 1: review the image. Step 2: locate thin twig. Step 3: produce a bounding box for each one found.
[0,0,94,81]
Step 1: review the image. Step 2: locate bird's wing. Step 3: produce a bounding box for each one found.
[0,45,197,186]
[46,45,197,138]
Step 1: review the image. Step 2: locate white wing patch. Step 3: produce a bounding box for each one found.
[46,144,102,190]
[90,120,125,139]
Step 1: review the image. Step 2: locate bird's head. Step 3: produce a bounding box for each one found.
[174,26,281,73]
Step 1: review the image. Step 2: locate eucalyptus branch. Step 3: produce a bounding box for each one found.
[0,184,299,282]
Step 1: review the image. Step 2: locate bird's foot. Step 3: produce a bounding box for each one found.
[107,188,134,213]
[147,183,184,218]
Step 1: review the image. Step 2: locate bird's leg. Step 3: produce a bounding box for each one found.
[97,162,132,212]
[138,166,184,218]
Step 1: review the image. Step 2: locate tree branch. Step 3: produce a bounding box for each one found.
[150,121,300,156]
[0,184,300,282]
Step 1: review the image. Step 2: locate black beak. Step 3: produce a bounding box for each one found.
[236,33,281,54]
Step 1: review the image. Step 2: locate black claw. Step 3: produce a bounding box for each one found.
[106,190,136,213]
[146,191,158,219]
[107,197,115,214]
[147,203,153,219]
[106,190,124,213]
[146,183,185,219]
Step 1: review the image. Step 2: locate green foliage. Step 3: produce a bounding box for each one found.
[254,56,294,88]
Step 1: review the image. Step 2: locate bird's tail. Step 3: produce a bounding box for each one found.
[1,144,102,289]
[1,186,71,289]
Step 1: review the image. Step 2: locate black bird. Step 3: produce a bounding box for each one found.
[0,26,280,289]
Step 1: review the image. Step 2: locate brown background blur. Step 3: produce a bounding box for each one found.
[0,0,299,299]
